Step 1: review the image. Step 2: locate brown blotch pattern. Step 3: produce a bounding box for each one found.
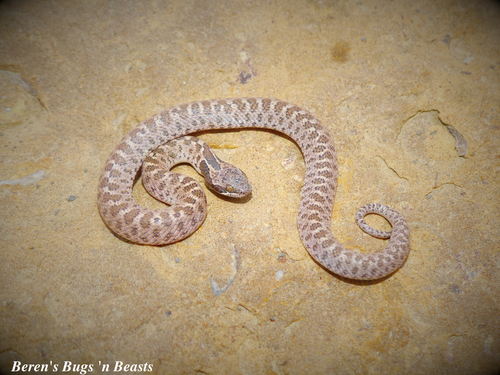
[98,98,410,280]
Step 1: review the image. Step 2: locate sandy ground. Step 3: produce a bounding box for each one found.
[1,0,499,374]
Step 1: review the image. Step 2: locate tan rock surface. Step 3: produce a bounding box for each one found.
[1,0,499,374]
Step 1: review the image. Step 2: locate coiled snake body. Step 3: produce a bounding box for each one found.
[98,98,410,280]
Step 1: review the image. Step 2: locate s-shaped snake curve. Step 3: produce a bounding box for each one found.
[97,98,410,280]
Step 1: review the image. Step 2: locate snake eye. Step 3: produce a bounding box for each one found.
[226,185,234,193]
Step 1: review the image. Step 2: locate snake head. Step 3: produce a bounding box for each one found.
[206,163,252,198]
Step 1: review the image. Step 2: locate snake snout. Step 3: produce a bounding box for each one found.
[208,167,252,198]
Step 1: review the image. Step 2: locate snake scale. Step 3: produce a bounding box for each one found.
[98,98,410,280]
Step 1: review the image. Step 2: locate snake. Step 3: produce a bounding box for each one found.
[97,98,410,280]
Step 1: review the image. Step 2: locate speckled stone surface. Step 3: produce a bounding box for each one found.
[1,0,499,374]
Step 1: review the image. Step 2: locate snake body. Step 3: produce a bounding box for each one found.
[98,98,410,280]
[139,135,252,243]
